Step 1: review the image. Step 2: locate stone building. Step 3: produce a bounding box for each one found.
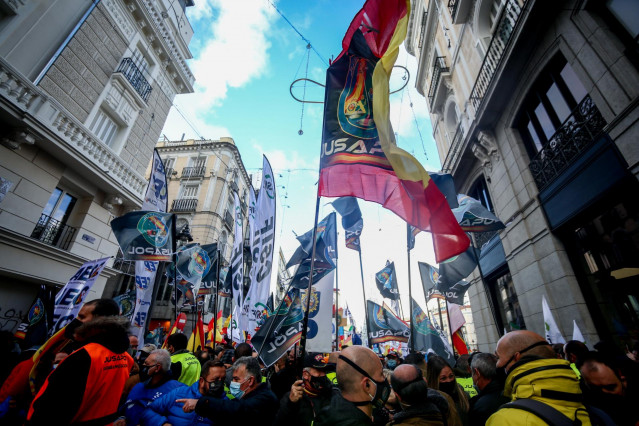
[0,0,195,332]
[406,0,639,350]
[103,137,253,331]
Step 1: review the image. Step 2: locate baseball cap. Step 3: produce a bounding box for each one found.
[304,352,333,369]
[140,343,157,354]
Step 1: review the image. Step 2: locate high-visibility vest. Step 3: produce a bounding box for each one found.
[570,362,581,379]
[28,343,133,424]
[171,352,201,386]
[327,371,338,385]
[456,376,478,398]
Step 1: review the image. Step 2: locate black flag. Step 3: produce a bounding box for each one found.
[366,300,409,344]
[375,261,400,300]
[332,197,363,251]
[411,298,454,363]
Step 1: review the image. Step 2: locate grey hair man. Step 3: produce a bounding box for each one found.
[468,353,509,426]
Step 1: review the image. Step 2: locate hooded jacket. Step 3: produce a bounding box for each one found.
[149,381,213,426]
[27,316,134,425]
[486,357,592,426]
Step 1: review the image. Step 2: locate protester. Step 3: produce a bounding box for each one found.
[268,352,298,400]
[388,364,445,425]
[26,316,134,425]
[115,349,183,426]
[564,340,588,378]
[426,356,469,425]
[375,368,400,425]
[315,345,390,426]
[273,352,334,426]
[128,334,139,357]
[488,330,592,425]
[386,352,401,371]
[454,355,477,398]
[178,356,278,424]
[404,352,427,377]
[579,351,639,425]
[167,333,201,386]
[468,353,508,426]
[149,360,226,425]
[224,342,253,386]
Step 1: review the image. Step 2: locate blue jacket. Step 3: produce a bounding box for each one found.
[121,379,184,426]
[150,381,224,426]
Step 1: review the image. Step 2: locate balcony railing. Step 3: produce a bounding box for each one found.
[224,210,234,229]
[469,0,526,113]
[418,11,428,49]
[115,58,152,102]
[112,256,135,276]
[30,214,77,250]
[448,0,459,20]
[164,167,176,179]
[171,198,198,212]
[181,166,206,179]
[428,56,449,107]
[442,124,463,172]
[528,95,607,191]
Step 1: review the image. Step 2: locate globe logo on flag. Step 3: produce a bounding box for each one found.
[137,212,169,247]
[28,299,45,326]
[188,246,211,279]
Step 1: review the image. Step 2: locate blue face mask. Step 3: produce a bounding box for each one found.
[387,360,397,369]
[229,378,248,399]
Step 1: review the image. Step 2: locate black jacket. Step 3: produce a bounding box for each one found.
[195,382,278,424]
[468,379,509,426]
[273,388,333,426]
[314,388,373,426]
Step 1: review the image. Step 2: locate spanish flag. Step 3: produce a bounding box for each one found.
[162,312,187,349]
[318,0,469,262]
[188,312,206,352]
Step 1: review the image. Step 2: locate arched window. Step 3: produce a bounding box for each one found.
[474,0,507,54]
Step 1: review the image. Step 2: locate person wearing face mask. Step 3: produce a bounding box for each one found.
[314,345,390,426]
[115,349,183,426]
[177,356,279,424]
[149,360,226,425]
[388,364,445,425]
[273,352,334,426]
[426,356,470,425]
[467,353,508,426]
[487,330,610,426]
[386,352,401,371]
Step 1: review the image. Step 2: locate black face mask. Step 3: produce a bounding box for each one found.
[307,375,332,394]
[439,380,457,397]
[139,365,152,383]
[207,380,225,397]
[339,355,391,409]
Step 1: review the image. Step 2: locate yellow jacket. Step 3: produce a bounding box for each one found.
[487,358,591,426]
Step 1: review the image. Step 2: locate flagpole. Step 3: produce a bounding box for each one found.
[172,214,178,321]
[213,248,221,345]
[299,191,322,369]
[358,250,372,349]
[406,224,414,353]
[334,232,340,351]
[444,298,457,357]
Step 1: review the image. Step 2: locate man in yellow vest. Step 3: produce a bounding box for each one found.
[166,333,201,386]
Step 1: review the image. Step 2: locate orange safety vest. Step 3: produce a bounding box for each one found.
[28,343,133,424]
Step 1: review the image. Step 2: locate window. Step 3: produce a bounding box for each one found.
[132,47,151,78]
[468,176,494,212]
[89,109,119,147]
[31,187,78,249]
[180,184,199,198]
[516,55,589,158]
[486,269,526,332]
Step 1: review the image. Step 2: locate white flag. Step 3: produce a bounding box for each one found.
[230,191,244,315]
[542,295,565,344]
[244,156,277,334]
[447,301,466,333]
[304,269,335,352]
[229,304,243,344]
[572,320,585,344]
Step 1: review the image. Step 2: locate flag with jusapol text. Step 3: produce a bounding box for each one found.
[411,298,454,364]
[367,300,409,344]
[111,211,174,261]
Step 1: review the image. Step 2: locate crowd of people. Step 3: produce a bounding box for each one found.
[1,298,638,425]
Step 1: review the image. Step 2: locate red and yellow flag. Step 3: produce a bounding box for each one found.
[188,312,205,352]
[162,313,187,349]
[318,0,469,262]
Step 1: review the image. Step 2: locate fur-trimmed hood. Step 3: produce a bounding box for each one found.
[74,316,131,354]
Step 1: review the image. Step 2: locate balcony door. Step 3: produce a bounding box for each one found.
[31,187,77,249]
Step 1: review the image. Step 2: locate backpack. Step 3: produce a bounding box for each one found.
[502,399,616,426]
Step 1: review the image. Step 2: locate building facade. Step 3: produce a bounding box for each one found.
[103,137,253,331]
[406,0,639,351]
[0,0,195,333]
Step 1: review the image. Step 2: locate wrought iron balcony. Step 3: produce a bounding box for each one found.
[448,0,459,20]
[442,124,463,172]
[418,11,428,49]
[181,166,206,178]
[171,198,198,212]
[469,0,526,113]
[115,58,152,102]
[31,214,77,250]
[428,56,449,107]
[529,95,606,191]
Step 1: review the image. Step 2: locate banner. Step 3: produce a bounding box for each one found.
[375,261,400,300]
[542,295,565,344]
[453,194,505,233]
[331,197,363,251]
[51,258,109,333]
[304,269,335,352]
[418,261,439,293]
[419,260,473,304]
[411,298,454,364]
[113,288,136,319]
[317,0,469,263]
[367,300,409,344]
[131,260,158,344]
[244,156,277,335]
[14,285,55,348]
[229,304,243,344]
[111,211,174,261]
[218,266,232,297]
[438,248,478,289]
[252,288,304,367]
[230,191,244,313]
[447,301,466,334]
[407,224,420,251]
[143,149,169,212]
[287,212,337,289]
[198,243,219,295]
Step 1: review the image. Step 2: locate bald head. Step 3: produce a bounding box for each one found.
[391,364,428,406]
[495,330,554,373]
[337,346,383,396]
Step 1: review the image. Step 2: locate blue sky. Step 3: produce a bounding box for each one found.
[161,0,443,326]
